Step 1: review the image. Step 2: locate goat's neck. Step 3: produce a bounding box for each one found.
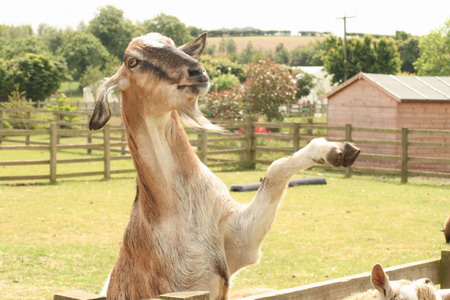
[122,102,201,216]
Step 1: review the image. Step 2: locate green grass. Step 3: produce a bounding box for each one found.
[0,170,449,299]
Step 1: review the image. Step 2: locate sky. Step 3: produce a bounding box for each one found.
[1,0,449,37]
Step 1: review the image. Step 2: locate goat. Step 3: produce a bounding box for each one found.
[343,264,450,300]
[89,32,360,300]
[442,215,450,243]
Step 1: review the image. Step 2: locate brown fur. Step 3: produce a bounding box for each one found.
[442,215,450,243]
[90,32,360,300]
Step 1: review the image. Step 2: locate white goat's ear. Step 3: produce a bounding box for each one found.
[89,82,117,130]
[371,264,392,298]
[178,32,207,58]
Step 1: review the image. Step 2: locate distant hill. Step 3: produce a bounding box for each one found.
[205,36,326,52]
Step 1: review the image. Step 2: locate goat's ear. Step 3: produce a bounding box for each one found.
[371,264,392,298]
[89,82,116,130]
[178,32,207,58]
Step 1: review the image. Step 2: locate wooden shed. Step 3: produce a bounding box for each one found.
[326,72,450,173]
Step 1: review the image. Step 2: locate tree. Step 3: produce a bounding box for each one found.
[243,58,298,121]
[57,31,111,80]
[415,19,450,76]
[200,55,247,83]
[6,53,65,101]
[290,68,316,98]
[87,5,136,59]
[290,42,324,66]
[0,36,50,59]
[0,58,13,101]
[394,31,421,74]
[141,14,193,45]
[273,43,290,64]
[37,24,64,54]
[322,35,400,84]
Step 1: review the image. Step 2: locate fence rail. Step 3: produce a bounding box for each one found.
[53,250,450,300]
[2,109,450,183]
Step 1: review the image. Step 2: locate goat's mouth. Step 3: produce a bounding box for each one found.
[177,82,210,95]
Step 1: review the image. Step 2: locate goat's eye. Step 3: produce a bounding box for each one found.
[128,58,138,68]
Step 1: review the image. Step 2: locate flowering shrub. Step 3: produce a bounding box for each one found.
[202,89,245,121]
[243,58,298,121]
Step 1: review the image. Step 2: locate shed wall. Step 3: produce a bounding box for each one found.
[327,79,450,174]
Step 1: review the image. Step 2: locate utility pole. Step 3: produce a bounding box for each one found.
[336,15,356,81]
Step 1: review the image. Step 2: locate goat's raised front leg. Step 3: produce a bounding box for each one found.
[224,138,360,274]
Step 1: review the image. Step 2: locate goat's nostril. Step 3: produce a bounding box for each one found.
[188,68,202,77]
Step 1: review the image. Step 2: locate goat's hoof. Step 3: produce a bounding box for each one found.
[326,142,360,167]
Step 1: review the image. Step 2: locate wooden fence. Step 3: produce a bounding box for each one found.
[2,107,450,183]
[53,250,450,300]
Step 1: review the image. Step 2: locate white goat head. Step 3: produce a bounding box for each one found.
[370,264,443,300]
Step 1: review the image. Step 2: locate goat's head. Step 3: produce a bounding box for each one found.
[89,32,214,130]
[371,264,443,300]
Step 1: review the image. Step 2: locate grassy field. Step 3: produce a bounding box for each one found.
[206,36,326,52]
[0,168,449,299]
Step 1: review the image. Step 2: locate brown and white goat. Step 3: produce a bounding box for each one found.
[343,264,450,300]
[89,32,360,300]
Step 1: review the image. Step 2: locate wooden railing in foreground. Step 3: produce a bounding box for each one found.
[53,251,450,300]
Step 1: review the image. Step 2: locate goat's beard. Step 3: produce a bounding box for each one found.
[178,97,224,132]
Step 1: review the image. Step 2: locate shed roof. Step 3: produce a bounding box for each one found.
[327,73,450,102]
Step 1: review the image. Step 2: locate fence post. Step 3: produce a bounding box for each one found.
[103,124,111,179]
[54,112,61,144]
[25,111,31,145]
[199,129,208,164]
[440,250,450,289]
[50,122,57,183]
[307,118,313,136]
[245,116,255,169]
[400,127,408,184]
[0,109,3,144]
[293,123,300,152]
[345,123,353,178]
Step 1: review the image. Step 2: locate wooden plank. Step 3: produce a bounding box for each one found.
[160,291,210,300]
[408,156,450,163]
[207,136,246,143]
[407,171,450,178]
[254,146,294,152]
[240,258,440,300]
[409,129,450,136]
[0,159,49,166]
[0,129,48,135]
[0,144,49,150]
[57,171,104,178]
[57,143,104,150]
[110,169,136,174]
[409,141,450,148]
[0,174,49,181]
[54,290,105,300]
[358,153,400,161]
[352,139,400,146]
[57,157,104,164]
[208,149,245,155]
[254,133,293,140]
[352,127,400,134]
